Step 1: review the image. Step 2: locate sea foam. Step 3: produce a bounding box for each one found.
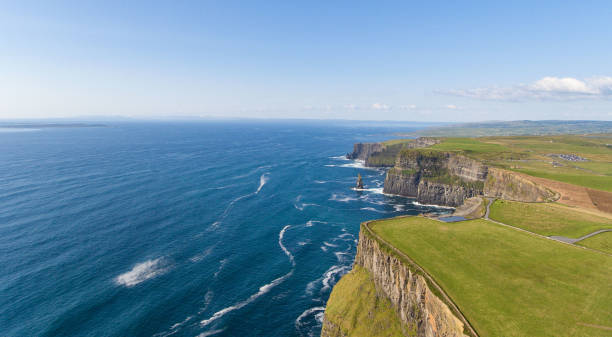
[115,258,168,287]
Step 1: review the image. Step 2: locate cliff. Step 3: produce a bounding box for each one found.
[322,222,474,337]
[347,138,441,167]
[383,150,486,207]
[383,149,558,207]
[483,168,557,202]
[346,142,384,161]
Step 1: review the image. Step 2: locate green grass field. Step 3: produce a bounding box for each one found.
[430,137,512,153]
[488,200,612,238]
[421,134,612,192]
[370,216,612,337]
[323,265,408,337]
[578,231,612,254]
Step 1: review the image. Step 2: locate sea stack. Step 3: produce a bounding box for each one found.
[356,173,364,189]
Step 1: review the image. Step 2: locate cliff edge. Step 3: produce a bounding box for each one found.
[321,221,475,337]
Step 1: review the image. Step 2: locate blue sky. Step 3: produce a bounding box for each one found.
[1,1,611,121]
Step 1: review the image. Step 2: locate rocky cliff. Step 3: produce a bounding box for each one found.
[322,223,472,337]
[346,142,384,161]
[347,138,441,167]
[384,150,486,207]
[416,180,481,207]
[483,167,557,202]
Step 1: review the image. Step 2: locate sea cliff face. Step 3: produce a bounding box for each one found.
[383,150,485,207]
[321,224,470,337]
[346,142,384,161]
[416,180,481,207]
[347,138,441,167]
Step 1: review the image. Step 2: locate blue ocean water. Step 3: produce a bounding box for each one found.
[0,121,450,337]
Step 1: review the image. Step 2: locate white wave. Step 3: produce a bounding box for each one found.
[295,306,326,330]
[315,311,325,324]
[279,225,295,266]
[115,258,168,287]
[323,241,339,248]
[321,265,351,292]
[329,194,357,203]
[189,247,213,263]
[200,270,293,327]
[200,225,294,327]
[306,220,326,227]
[197,290,215,314]
[314,180,327,184]
[297,241,309,246]
[334,251,350,262]
[305,278,319,295]
[360,207,387,213]
[197,329,225,337]
[256,173,269,194]
[170,315,193,330]
[338,233,353,238]
[294,196,319,211]
[412,201,455,209]
[212,174,269,228]
[393,204,405,212]
[352,187,386,198]
[320,246,328,252]
[214,258,229,278]
[329,155,350,160]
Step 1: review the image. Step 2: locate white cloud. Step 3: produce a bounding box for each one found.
[445,104,458,109]
[398,104,417,110]
[371,103,390,110]
[440,76,612,101]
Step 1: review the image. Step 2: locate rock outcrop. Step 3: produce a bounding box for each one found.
[355,173,364,189]
[322,224,471,337]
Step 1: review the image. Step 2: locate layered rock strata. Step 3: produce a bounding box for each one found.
[384,150,486,207]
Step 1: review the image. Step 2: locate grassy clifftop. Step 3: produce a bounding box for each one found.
[371,216,612,337]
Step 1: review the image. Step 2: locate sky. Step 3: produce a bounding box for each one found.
[1,1,611,121]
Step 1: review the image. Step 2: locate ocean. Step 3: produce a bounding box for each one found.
[0,121,450,337]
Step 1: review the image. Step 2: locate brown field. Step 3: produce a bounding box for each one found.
[523,174,612,217]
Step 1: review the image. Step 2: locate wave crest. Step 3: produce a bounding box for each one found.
[115,258,168,287]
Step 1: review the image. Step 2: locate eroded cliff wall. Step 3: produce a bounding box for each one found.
[416,180,481,207]
[322,225,471,337]
[347,138,441,167]
[346,142,384,161]
[483,167,557,202]
[383,150,485,206]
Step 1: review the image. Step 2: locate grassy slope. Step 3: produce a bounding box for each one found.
[371,216,612,337]
[426,135,612,192]
[323,265,408,337]
[578,232,612,254]
[489,200,612,238]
